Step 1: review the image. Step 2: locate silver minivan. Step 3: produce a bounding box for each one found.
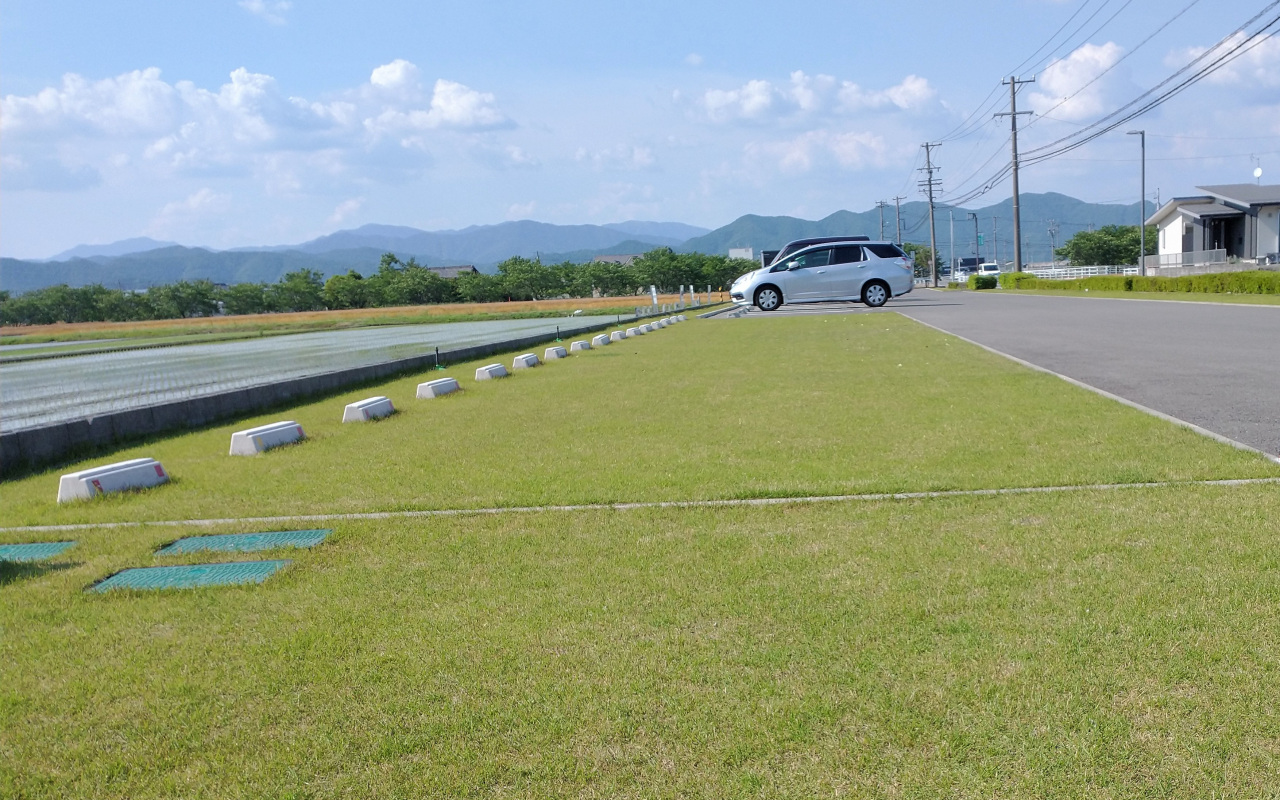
[729,238,914,311]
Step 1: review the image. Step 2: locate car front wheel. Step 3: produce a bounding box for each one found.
[862,281,889,308]
[754,286,782,311]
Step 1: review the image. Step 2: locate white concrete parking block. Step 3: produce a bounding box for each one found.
[627,327,642,336]
[342,396,395,423]
[512,353,540,370]
[570,340,591,352]
[640,324,654,333]
[417,377,460,398]
[475,364,509,381]
[58,458,170,503]
[544,345,569,360]
[229,421,306,455]
[609,331,626,342]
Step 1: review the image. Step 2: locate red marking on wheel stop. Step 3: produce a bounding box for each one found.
[296,426,303,437]
[91,479,103,493]
[154,465,166,477]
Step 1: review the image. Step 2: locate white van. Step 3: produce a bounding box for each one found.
[977,263,1001,277]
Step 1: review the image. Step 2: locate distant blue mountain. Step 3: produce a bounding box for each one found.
[3,198,1154,294]
[47,237,180,262]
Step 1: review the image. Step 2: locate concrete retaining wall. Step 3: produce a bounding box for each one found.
[2,321,616,477]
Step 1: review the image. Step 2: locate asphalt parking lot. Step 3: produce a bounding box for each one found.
[731,289,1280,459]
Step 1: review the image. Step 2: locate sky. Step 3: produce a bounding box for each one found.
[2,0,1278,258]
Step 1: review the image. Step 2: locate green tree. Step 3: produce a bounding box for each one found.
[324,270,370,309]
[901,243,937,279]
[218,283,270,315]
[453,270,506,303]
[267,269,326,312]
[1055,225,1157,266]
[497,256,559,300]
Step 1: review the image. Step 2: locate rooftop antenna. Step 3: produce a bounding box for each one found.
[1252,154,1263,185]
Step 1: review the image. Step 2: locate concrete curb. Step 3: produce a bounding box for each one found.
[2,321,621,477]
[5,476,1279,534]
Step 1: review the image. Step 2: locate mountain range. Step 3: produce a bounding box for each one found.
[1,195,1150,294]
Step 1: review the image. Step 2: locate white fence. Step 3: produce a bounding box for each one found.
[1143,249,1226,271]
[1026,265,1140,280]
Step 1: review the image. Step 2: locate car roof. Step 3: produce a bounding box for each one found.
[781,236,871,248]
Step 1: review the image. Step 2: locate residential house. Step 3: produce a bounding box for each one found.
[427,265,479,279]
[1146,184,1280,267]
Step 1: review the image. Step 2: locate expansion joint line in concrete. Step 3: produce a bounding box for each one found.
[4,477,1279,533]
[900,312,1280,465]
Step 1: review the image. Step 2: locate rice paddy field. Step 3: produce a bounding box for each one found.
[3,313,1280,798]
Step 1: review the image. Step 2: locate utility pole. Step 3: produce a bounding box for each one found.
[968,212,980,265]
[949,210,955,278]
[918,143,942,287]
[893,196,906,245]
[996,76,1035,272]
[876,200,888,240]
[1128,129,1146,275]
[1047,220,1059,267]
[992,216,999,266]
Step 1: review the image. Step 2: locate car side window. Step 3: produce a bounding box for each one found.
[831,246,864,264]
[791,248,833,269]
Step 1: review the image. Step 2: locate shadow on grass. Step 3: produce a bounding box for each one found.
[0,560,79,586]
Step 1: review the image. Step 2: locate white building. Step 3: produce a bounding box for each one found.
[1146,184,1280,268]
[728,247,754,261]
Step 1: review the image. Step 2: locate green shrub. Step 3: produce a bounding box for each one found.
[1029,270,1280,295]
[968,275,998,290]
[998,272,1039,289]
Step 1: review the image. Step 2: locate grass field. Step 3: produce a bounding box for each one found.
[4,312,1279,797]
[967,287,1280,306]
[0,294,719,347]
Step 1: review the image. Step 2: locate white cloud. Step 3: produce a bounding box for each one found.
[507,201,537,219]
[148,187,231,236]
[238,0,291,25]
[577,144,656,171]
[1,61,512,194]
[369,59,422,94]
[684,53,704,67]
[700,72,936,122]
[703,79,774,121]
[1167,32,1280,89]
[746,130,887,174]
[327,197,364,224]
[1029,42,1124,121]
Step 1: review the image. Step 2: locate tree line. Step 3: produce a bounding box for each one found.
[0,249,755,326]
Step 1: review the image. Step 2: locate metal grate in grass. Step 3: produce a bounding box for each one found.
[0,541,77,562]
[155,529,330,556]
[89,560,291,592]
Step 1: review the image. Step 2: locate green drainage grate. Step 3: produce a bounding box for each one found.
[156,529,330,556]
[90,560,291,592]
[0,541,77,562]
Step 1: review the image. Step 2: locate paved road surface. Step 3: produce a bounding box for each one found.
[735,291,1280,457]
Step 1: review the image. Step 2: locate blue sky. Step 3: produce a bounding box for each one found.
[3,0,1278,258]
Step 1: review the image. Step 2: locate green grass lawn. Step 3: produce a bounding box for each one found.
[998,288,1280,305]
[1,314,1274,528]
[5,486,1280,797]
[4,313,1280,797]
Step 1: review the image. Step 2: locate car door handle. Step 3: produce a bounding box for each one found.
[816,269,826,274]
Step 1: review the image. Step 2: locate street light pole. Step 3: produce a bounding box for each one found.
[1128,129,1146,276]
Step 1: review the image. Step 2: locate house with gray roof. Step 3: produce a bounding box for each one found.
[1146,184,1280,268]
[427,265,479,278]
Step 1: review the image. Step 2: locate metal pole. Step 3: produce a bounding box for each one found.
[997,76,1034,272]
[893,196,905,245]
[1128,129,1146,276]
[992,216,999,266]
[949,210,955,279]
[969,212,980,266]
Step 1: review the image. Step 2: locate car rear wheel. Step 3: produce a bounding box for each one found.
[862,281,889,308]
[754,285,782,311]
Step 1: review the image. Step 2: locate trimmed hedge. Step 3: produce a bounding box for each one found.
[967,275,998,290]
[1002,270,1280,295]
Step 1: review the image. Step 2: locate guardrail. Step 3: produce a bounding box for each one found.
[1143,249,1226,270]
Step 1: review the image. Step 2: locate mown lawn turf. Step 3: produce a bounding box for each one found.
[1,314,1275,527]
[3,486,1280,797]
